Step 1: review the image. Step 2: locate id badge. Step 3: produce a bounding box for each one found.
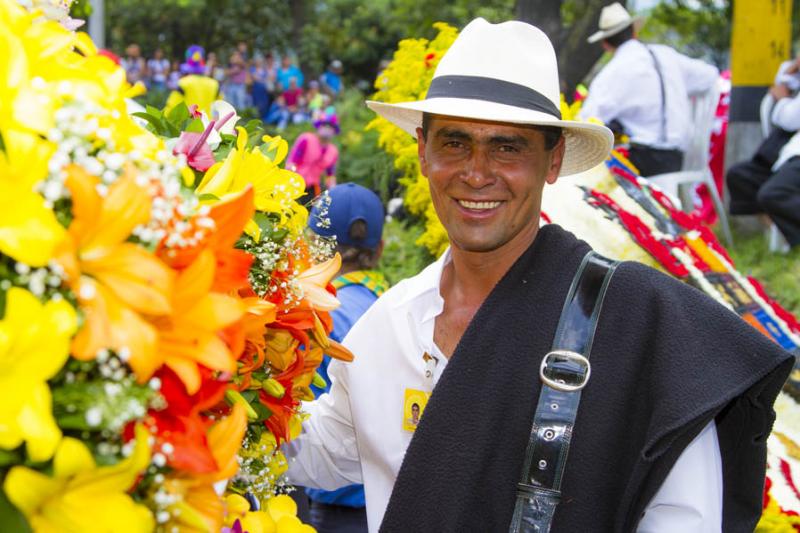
[402,388,430,433]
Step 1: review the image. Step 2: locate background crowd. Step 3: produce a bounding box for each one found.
[119,40,344,130]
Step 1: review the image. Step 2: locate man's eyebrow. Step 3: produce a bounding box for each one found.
[488,134,530,147]
[434,127,472,141]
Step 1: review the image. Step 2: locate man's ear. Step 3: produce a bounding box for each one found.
[375,239,385,262]
[545,135,566,185]
[416,127,428,175]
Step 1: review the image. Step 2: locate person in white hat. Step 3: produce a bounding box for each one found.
[579,2,719,176]
[285,18,791,533]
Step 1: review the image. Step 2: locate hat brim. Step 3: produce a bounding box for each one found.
[366,97,613,177]
[587,17,644,43]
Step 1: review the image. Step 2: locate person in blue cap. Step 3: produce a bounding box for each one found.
[305,183,387,533]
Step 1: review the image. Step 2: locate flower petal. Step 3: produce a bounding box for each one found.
[84,242,173,316]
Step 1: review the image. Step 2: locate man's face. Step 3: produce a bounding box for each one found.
[417,115,564,254]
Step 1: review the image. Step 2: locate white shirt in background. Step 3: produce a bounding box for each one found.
[579,39,719,151]
[286,250,723,532]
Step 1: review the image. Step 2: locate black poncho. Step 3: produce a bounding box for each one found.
[380,225,793,532]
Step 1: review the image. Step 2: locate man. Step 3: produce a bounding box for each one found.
[302,183,388,533]
[321,59,344,97]
[277,54,305,92]
[286,18,792,532]
[727,54,800,249]
[579,3,719,176]
[120,43,146,86]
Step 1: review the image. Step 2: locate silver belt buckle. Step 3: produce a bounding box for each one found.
[539,350,591,392]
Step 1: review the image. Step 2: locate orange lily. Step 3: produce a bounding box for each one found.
[295,253,341,312]
[157,187,255,295]
[57,165,173,372]
[153,249,246,395]
[161,403,248,532]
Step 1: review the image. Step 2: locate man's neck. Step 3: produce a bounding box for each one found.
[444,223,540,305]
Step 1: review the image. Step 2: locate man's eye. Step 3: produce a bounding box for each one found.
[498,145,519,153]
[444,141,464,148]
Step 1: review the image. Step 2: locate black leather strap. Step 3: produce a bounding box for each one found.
[645,45,668,145]
[509,251,619,533]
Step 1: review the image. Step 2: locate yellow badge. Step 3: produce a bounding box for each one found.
[402,388,430,432]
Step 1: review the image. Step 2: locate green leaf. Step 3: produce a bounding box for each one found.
[197,193,220,202]
[240,390,258,403]
[145,105,163,119]
[167,102,191,125]
[131,112,165,135]
[0,448,22,467]
[252,212,275,236]
[215,144,233,161]
[252,401,273,422]
[0,481,32,533]
[185,118,205,133]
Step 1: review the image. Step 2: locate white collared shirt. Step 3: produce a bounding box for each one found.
[286,250,723,531]
[579,40,719,151]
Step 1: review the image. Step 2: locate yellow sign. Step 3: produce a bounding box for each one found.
[731,0,794,86]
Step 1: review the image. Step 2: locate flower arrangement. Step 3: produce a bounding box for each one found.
[367,22,457,258]
[0,1,348,531]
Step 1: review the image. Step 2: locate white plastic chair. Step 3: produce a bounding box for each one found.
[648,80,733,246]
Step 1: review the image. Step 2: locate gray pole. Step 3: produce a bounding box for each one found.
[88,0,105,49]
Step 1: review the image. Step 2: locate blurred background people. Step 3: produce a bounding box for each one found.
[579,2,718,176]
[288,111,340,204]
[727,53,800,249]
[320,59,343,97]
[146,48,170,91]
[121,43,146,85]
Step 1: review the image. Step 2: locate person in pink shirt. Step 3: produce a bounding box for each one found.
[287,112,340,204]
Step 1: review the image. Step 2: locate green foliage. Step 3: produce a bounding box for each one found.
[728,230,800,317]
[640,0,732,67]
[297,0,512,83]
[333,89,394,195]
[105,0,292,59]
[69,0,92,19]
[641,0,800,68]
[379,218,435,285]
[0,485,31,533]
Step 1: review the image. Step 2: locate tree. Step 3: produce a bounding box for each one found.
[514,0,621,96]
[105,0,291,60]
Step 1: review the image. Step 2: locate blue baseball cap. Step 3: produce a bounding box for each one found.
[309,183,384,248]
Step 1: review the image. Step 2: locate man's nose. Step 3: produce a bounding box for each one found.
[462,148,495,188]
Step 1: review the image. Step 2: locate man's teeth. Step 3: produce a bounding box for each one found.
[458,200,501,210]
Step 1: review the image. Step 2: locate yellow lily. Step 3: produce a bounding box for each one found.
[0,287,77,461]
[295,253,341,312]
[0,132,66,266]
[3,424,153,533]
[196,127,307,241]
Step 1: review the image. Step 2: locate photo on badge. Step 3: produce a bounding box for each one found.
[402,388,430,432]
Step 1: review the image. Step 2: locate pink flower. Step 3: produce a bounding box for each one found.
[173,121,217,172]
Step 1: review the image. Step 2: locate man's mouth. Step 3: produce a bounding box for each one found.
[457,200,502,210]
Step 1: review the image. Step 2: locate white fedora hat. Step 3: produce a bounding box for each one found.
[587,2,643,44]
[366,18,612,177]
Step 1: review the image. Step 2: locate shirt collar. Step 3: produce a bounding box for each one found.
[392,247,450,309]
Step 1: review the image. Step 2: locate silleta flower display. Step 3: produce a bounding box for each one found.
[0,1,348,531]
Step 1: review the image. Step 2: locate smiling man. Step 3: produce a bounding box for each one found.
[285,19,792,533]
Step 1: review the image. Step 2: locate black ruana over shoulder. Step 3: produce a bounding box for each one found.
[380,224,793,533]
